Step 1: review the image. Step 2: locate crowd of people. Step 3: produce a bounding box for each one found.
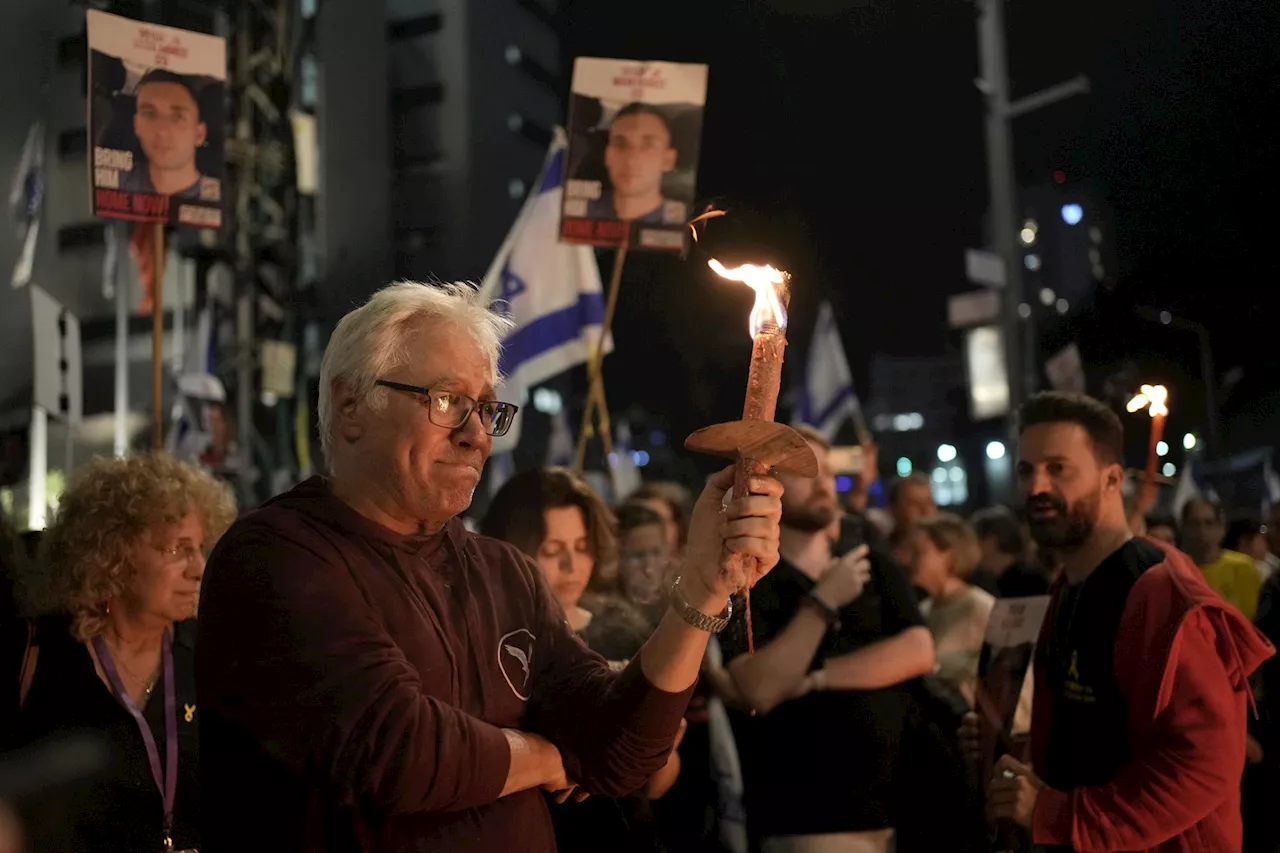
[0,280,1276,853]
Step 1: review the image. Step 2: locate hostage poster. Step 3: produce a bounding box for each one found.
[87,9,226,228]
[560,57,708,252]
[974,595,1050,779]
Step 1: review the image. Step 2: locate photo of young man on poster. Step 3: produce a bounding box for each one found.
[585,103,682,224]
[119,69,210,199]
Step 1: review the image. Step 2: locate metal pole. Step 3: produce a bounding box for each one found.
[28,405,47,530]
[977,0,1028,436]
[114,258,130,458]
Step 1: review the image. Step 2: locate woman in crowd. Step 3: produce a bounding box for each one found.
[629,481,693,555]
[482,466,652,660]
[909,513,992,705]
[614,502,674,625]
[2,453,235,852]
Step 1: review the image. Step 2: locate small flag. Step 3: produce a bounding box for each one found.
[9,122,45,289]
[1264,457,1280,517]
[546,407,575,468]
[796,301,865,442]
[607,421,642,502]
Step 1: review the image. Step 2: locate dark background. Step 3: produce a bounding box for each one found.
[555,0,1279,473]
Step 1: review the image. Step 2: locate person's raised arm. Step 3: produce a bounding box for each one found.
[728,545,872,714]
[810,553,935,691]
[529,467,783,796]
[639,467,784,693]
[197,524,563,816]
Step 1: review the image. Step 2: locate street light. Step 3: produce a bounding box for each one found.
[938,444,958,463]
[986,441,1006,460]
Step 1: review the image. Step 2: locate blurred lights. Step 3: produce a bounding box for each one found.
[1156,440,1169,457]
[1024,254,1041,271]
[1020,221,1038,245]
[949,467,965,483]
[1163,462,1177,477]
[1056,298,1069,314]
[1089,226,1103,243]
[632,450,650,467]
[937,444,957,463]
[1183,433,1197,450]
[1039,287,1055,306]
[531,387,563,415]
[507,178,526,199]
[1061,203,1084,225]
[873,412,925,433]
[1017,303,1032,319]
[1053,169,1067,184]
[897,457,913,477]
[986,440,1006,460]
[932,468,948,483]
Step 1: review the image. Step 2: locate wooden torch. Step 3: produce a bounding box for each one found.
[1127,384,1169,510]
[684,259,819,654]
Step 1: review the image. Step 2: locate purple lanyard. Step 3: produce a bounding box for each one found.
[92,630,178,848]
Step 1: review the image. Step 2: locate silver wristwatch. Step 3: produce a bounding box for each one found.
[669,575,733,633]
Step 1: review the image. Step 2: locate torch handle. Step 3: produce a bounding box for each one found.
[729,456,771,575]
[729,455,771,656]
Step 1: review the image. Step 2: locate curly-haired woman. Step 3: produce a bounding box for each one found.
[2,453,234,852]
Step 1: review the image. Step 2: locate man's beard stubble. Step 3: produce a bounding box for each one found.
[1025,489,1101,551]
[782,500,837,533]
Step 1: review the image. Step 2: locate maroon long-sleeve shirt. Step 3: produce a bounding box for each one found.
[195,477,692,852]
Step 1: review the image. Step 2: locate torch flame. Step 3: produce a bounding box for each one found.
[707,259,789,338]
[1126,384,1169,418]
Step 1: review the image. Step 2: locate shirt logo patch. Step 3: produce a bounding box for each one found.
[1061,649,1096,704]
[183,703,196,723]
[498,629,536,701]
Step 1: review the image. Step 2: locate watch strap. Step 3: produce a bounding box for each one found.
[669,576,732,634]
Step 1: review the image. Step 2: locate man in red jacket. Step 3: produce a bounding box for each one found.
[196,281,783,852]
[986,391,1274,852]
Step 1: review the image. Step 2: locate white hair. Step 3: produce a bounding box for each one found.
[318,281,514,464]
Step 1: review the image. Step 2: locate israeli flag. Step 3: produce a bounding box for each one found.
[8,122,44,288]
[480,128,608,455]
[796,301,864,442]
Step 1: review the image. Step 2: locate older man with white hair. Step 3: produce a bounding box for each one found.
[196,282,783,853]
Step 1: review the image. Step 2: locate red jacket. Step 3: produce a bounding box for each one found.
[1030,538,1274,852]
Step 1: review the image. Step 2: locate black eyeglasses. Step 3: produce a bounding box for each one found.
[375,380,520,437]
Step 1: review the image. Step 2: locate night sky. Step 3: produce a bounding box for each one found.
[555,0,1278,466]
